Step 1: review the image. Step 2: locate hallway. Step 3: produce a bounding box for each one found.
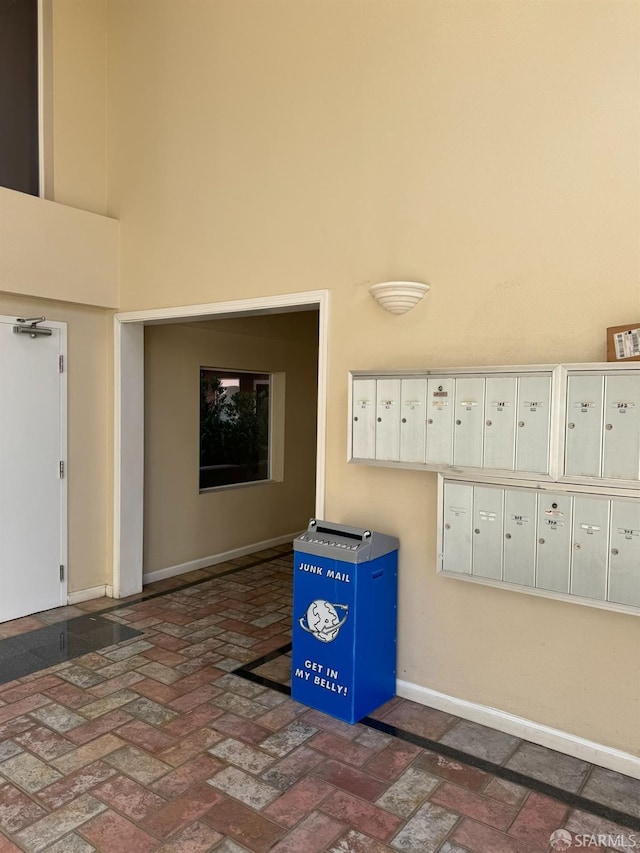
[0,548,637,852]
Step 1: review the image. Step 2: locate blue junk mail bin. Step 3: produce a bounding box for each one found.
[292,519,398,724]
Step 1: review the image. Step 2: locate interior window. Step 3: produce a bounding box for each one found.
[199,368,271,490]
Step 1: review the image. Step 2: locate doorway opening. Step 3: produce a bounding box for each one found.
[114,290,329,599]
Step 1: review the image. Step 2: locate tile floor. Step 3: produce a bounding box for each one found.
[0,547,637,852]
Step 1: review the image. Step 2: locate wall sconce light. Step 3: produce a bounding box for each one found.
[369,281,431,315]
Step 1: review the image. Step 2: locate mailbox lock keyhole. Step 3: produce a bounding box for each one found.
[551,503,558,509]
[377,417,382,422]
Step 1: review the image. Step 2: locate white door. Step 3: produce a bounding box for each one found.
[0,317,66,622]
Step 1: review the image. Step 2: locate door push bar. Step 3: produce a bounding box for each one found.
[13,317,53,338]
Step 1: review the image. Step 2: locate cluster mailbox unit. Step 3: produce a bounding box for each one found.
[349,363,640,615]
[351,368,556,476]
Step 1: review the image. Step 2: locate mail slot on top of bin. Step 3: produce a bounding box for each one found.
[292,519,399,724]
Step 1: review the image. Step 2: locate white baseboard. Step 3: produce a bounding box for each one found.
[142,532,298,585]
[67,585,109,605]
[396,679,640,781]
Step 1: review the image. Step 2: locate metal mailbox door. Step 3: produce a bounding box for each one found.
[483,377,516,470]
[608,499,640,608]
[472,486,503,580]
[515,376,552,474]
[602,375,640,481]
[503,489,537,587]
[426,378,454,465]
[571,496,609,601]
[442,482,473,574]
[564,375,604,478]
[400,378,427,464]
[453,378,485,469]
[375,379,401,461]
[352,379,376,460]
[535,493,572,593]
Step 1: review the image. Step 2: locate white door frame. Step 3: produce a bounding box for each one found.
[0,315,67,610]
[113,290,329,599]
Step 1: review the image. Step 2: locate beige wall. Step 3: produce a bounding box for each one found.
[103,0,640,753]
[0,188,118,308]
[0,294,112,594]
[51,0,108,214]
[144,311,318,573]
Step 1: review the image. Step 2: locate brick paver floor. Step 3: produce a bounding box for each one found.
[0,547,637,852]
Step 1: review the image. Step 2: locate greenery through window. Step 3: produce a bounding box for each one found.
[199,368,270,490]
